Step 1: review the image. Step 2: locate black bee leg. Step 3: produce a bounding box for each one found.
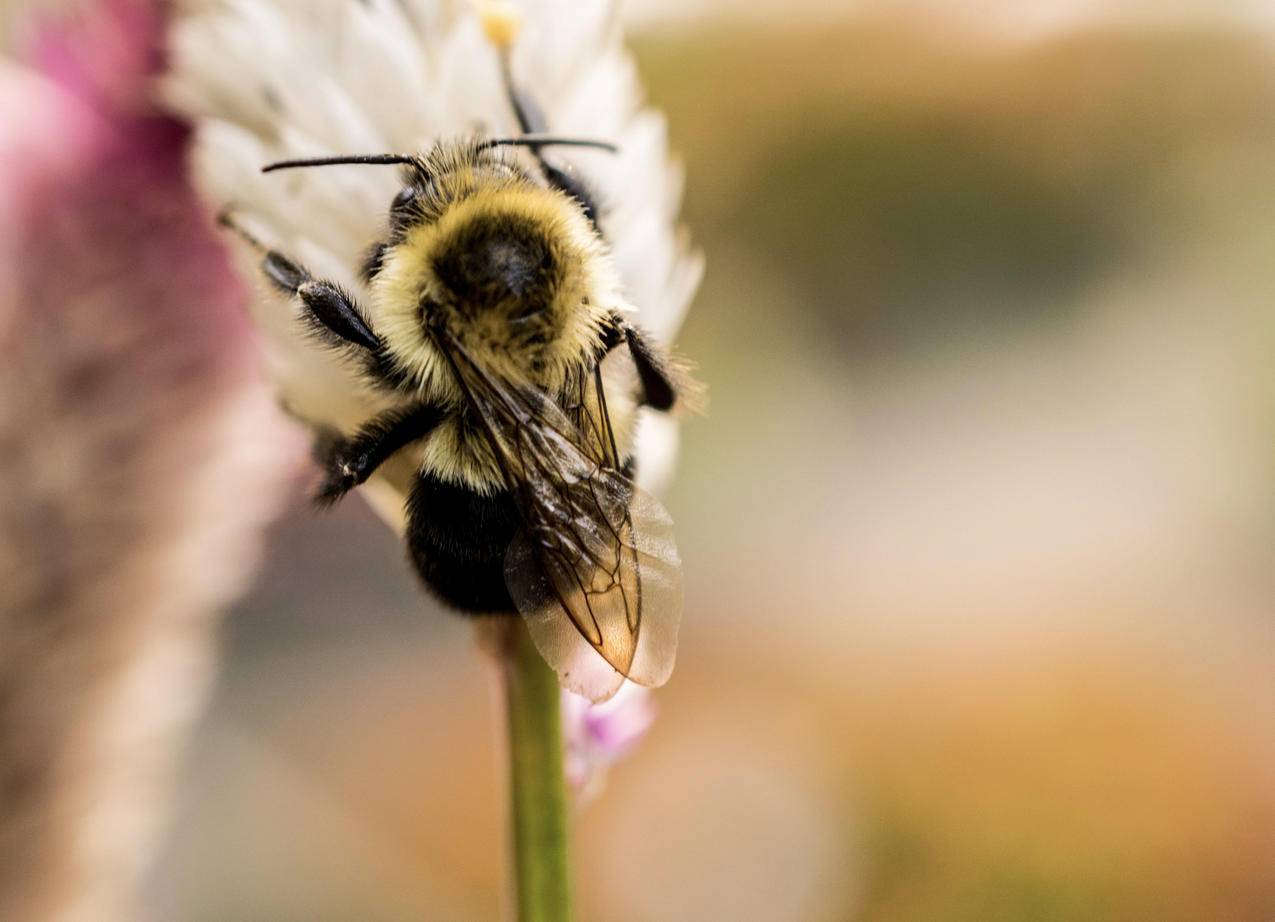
[218,210,381,353]
[604,313,678,412]
[498,51,544,138]
[496,54,604,230]
[315,402,446,506]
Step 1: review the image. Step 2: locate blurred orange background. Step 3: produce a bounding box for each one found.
[142,8,1275,921]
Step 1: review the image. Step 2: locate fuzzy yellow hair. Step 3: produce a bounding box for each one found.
[370,178,639,492]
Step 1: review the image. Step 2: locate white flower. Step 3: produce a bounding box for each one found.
[165,0,701,525]
[165,0,701,705]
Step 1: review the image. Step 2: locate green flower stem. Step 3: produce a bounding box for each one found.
[503,619,571,922]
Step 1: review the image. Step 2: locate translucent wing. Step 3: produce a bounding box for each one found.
[561,361,623,471]
[437,333,681,702]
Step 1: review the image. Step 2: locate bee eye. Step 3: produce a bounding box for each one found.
[391,187,415,212]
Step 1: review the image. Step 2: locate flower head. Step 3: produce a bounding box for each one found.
[166,0,702,698]
[167,0,700,512]
[563,684,658,802]
[0,1,298,919]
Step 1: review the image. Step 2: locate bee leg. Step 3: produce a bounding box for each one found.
[218,210,380,352]
[497,54,604,230]
[604,313,678,412]
[498,51,545,138]
[314,402,445,506]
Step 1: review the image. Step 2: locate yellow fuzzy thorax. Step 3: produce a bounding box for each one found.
[369,180,639,492]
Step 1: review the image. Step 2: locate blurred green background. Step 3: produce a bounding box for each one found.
[144,11,1275,922]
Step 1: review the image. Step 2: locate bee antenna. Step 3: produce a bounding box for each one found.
[480,135,619,154]
[261,154,418,173]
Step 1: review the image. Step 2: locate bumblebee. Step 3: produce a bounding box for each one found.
[220,53,691,702]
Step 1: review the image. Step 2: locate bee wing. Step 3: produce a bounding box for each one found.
[561,361,624,471]
[438,334,681,703]
[505,462,682,703]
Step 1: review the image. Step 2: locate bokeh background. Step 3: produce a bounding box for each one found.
[70,2,1275,919]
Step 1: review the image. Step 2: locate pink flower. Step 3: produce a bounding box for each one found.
[0,2,299,919]
[562,685,658,801]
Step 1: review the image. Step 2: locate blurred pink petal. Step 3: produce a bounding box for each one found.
[0,2,300,920]
[562,684,657,801]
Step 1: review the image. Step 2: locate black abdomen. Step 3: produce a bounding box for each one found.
[405,472,520,615]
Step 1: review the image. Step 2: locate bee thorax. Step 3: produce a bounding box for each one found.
[432,214,557,322]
